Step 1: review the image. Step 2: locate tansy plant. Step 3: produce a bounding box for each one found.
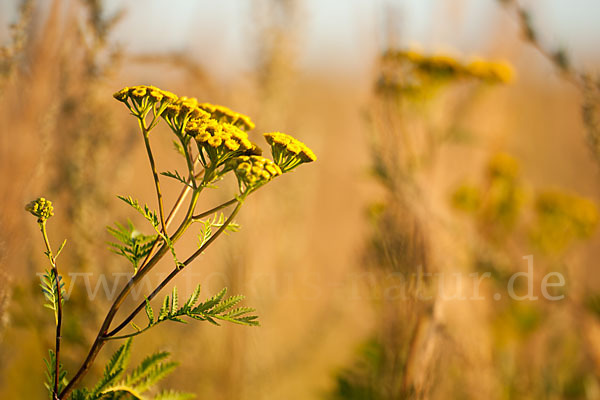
[26,85,316,400]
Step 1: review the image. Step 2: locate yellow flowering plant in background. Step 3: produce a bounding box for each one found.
[26,85,316,400]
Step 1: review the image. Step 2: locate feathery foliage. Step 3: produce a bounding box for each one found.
[137,286,258,335]
[25,84,315,399]
[44,350,68,399]
[107,221,157,274]
[117,195,183,269]
[40,268,65,324]
[196,213,240,249]
[70,339,193,400]
[161,170,192,188]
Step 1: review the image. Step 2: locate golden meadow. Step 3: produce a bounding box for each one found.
[1,1,600,399]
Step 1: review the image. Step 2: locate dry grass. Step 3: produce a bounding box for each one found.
[1,1,600,399]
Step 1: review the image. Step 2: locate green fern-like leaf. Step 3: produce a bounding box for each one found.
[172,140,186,157]
[145,299,154,324]
[44,349,67,399]
[154,390,196,400]
[139,286,258,331]
[86,340,186,400]
[124,352,170,388]
[117,195,183,270]
[40,269,65,324]
[117,196,160,229]
[161,170,192,188]
[107,221,157,273]
[90,338,133,396]
[196,213,240,250]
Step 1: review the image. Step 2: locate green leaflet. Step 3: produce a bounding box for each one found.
[116,286,258,340]
[107,220,157,274]
[73,339,194,400]
[40,269,65,324]
[44,350,67,399]
[117,195,183,270]
[144,286,259,328]
[196,213,240,250]
[161,170,193,188]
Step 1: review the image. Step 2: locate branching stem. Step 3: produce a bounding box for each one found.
[139,118,168,236]
[104,199,244,338]
[40,222,62,400]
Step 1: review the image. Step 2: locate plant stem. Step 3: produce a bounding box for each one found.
[60,181,205,399]
[139,168,205,272]
[40,221,62,400]
[191,198,238,221]
[139,118,168,236]
[59,243,169,399]
[104,200,243,338]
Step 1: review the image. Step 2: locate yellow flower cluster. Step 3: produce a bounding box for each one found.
[198,103,255,131]
[451,184,481,213]
[466,58,514,84]
[382,50,514,84]
[229,155,282,191]
[487,152,520,181]
[25,197,54,222]
[113,85,178,111]
[188,119,261,165]
[451,153,524,237]
[114,84,316,188]
[162,97,211,134]
[263,132,317,172]
[532,189,599,253]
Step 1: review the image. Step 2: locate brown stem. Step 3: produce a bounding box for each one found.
[191,198,238,221]
[104,201,243,338]
[138,168,204,272]
[59,244,170,399]
[60,183,205,399]
[41,222,62,400]
[140,119,168,236]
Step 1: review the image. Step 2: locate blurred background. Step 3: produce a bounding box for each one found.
[2,0,600,398]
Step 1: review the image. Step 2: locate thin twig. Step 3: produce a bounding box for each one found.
[40,222,62,400]
[139,118,168,235]
[60,183,205,399]
[104,200,244,338]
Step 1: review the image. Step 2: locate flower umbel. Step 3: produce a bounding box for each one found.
[161,96,211,136]
[228,155,282,193]
[25,197,54,223]
[189,120,259,167]
[198,103,255,131]
[263,132,317,172]
[113,85,178,121]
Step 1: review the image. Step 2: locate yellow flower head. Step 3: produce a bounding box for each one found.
[488,153,520,181]
[148,89,164,102]
[163,96,210,134]
[178,97,199,114]
[131,87,147,100]
[192,120,256,167]
[26,197,54,223]
[451,184,481,213]
[113,85,179,120]
[467,58,514,83]
[225,138,241,151]
[113,87,130,102]
[207,136,223,148]
[532,189,599,253]
[263,132,317,172]
[378,49,513,95]
[228,155,282,192]
[198,103,255,131]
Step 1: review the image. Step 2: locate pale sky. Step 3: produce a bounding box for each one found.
[2,0,600,80]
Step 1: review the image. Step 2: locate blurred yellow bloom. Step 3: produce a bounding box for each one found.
[26,197,54,222]
[263,132,317,172]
